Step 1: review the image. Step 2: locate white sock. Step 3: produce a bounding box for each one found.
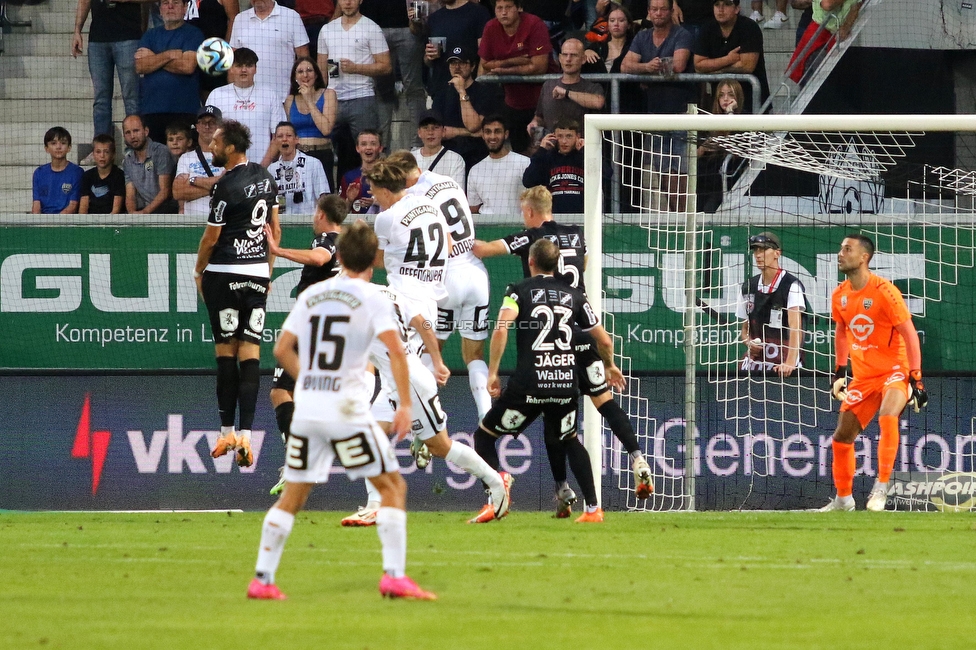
[220,425,234,436]
[365,479,382,509]
[255,507,295,584]
[445,440,503,491]
[629,450,645,463]
[376,507,407,578]
[239,429,251,444]
[467,360,492,420]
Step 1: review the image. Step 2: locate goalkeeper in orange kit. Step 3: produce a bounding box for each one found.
[820,234,928,512]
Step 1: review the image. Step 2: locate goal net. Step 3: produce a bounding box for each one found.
[585,113,976,512]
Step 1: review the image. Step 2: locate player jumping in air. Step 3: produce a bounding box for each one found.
[820,234,928,512]
[473,186,652,517]
[195,120,280,468]
[340,285,513,527]
[264,194,346,496]
[386,150,494,422]
[248,221,436,601]
[475,238,624,523]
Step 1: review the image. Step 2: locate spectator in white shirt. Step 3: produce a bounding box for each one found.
[410,110,466,190]
[205,48,286,166]
[466,114,529,215]
[230,0,309,99]
[267,121,331,215]
[316,0,391,142]
[173,104,225,215]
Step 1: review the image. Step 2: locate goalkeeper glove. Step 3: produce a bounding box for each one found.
[831,367,848,402]
[909,370,928,412]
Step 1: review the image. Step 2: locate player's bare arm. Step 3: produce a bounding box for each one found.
[273,330,301,381]
[266,205,281,273]
[472,239,508,258]
[373,248,385,268]
[379,329,413,440]
[409,313,450,386]
[193,224,222,294]
[263,224,332,267]
[894,318,922,372]
[590,324,626,391]
[486,306,516,398]
[895,318,928,410]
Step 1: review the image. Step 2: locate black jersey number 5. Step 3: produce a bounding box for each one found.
[308,315,350,370]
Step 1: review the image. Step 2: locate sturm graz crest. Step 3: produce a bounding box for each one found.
[500,409,526,431]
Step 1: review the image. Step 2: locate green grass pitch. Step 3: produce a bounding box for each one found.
[2,511,975,650]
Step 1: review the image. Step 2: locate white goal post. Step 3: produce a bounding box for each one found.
[583,113,976,511]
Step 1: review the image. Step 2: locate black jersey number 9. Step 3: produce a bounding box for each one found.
[308,315,350,370]
[404,222,447,269]
[440,197,472,241]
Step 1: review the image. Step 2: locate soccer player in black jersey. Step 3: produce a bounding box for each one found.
[473,238,623,523]
[193,120,280,468]
[473,186,653,517]
[264,193,346,494]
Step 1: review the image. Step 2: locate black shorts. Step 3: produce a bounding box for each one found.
[480,389,578,439]
[575,330,609,397]
[271,365,296,392]
[201,272,269,345]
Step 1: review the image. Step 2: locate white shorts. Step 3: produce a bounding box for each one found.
[284,415,397,484]
[371,355,447,441]
[436,262,490,341]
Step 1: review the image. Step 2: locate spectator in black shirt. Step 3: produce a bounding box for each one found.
[432,46,494,170]
[693,0,770,112]
[71,0,144,162]
[522,118,585,214]
[423,0,492,100]
[79,134,125,214]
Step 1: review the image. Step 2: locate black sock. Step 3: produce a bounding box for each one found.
[598,400,640,454]
[564,437,598,507]
[216,357,239,428]
[474,428,500,471]
[238,359,261,431]
[543,426,568,484]
[274,401,295,444]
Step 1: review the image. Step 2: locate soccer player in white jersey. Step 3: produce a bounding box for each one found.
[369,158,449,350]
[247,221,436,601]
[386,150,494,421]
[341,285,513,526]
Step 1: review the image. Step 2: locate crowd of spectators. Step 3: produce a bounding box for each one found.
[44,0,843,214]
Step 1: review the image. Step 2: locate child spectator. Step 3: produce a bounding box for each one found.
[166,122,195,164]
[32,127,84,214]
[80,134,126,214]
